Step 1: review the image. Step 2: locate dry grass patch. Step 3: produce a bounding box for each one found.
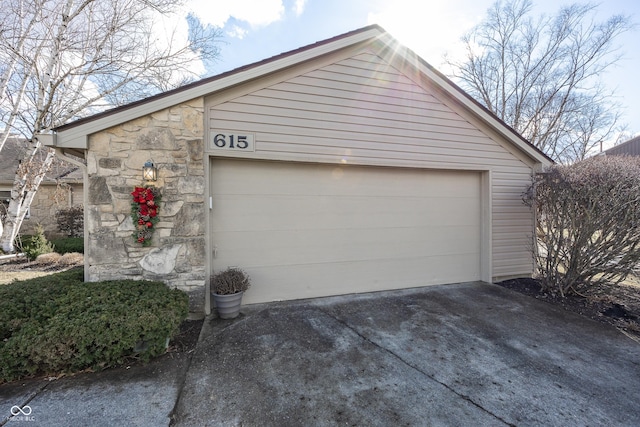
[0,253,84,285]
[34,252,62,265]
[59,252,84,266]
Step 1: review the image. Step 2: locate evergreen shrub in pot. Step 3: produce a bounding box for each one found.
[211,267,251,319]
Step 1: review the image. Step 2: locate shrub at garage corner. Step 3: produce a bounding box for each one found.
[524,155,640,296]
[51,237,84,254]
[22,224,54,261]
[55,205,84,238]
[0,269,188,383]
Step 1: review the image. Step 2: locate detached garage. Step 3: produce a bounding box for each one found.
[45,25,552,314]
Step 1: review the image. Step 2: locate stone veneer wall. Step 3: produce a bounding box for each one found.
[20,182,83,238]
[86,98,206,313]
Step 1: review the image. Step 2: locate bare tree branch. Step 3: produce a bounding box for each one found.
[446,0,632,163]
[0,0,222,252]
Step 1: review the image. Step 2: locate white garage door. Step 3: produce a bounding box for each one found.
[210,159,481,304]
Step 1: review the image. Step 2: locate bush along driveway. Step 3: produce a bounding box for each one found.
[0,268,188,384]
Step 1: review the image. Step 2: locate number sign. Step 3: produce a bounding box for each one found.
[209,132,255,152]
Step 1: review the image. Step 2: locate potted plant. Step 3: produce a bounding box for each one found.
[211,267,251,319]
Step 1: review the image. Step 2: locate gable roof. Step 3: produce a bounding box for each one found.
[47,25,552,167]
[604,135,640,156]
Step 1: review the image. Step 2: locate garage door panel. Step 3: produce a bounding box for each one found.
[214,225,479,268]
[213,195,480,232]
[211,159,481,304]
[240,253,481,304]
[213,161,479,199]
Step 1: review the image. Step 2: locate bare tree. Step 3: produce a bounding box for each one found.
[0,0,221,252]
[445,0,632,163]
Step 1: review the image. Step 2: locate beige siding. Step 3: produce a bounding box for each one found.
[206,49,535,280]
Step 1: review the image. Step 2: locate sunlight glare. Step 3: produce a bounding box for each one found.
[366,0,486,67]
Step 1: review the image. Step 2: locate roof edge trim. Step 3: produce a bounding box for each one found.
[52,25,385,149]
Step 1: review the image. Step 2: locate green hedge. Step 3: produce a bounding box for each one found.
[51,237,84,254]
[0,268,188,383]
[17,236,84,256]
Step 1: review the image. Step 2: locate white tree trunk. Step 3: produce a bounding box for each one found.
[0,142,55,253]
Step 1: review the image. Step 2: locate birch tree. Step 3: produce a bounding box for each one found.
[0,0,220,252]
[445,0,631,163]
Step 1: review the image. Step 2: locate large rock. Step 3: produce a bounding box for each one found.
[176,176,204,196]
[185,238,206,265]
[187,139,203,161]
[139,244,182,275]
[172,203,205,237]
[117,215,135,232]
[136,128,177,150]
[98,158,122,169]
[161,201,184,217]
[88,235,127,264]
[88,176,112,204]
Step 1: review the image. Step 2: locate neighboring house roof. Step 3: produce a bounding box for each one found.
[0,137,83,185]
[0,138,24,185]
[604,135,640,156]
[48,24,553,167]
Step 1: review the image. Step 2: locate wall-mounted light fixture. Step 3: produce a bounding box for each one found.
[142,160,158,182]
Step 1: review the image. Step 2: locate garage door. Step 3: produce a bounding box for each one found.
[210,159,481,304]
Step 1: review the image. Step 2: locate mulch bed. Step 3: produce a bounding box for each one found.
[0,255,79,272]
[496,277,640,342]
[167,318,203,354]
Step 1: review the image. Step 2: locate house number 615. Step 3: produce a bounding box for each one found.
[214,134,248,149]
[210,133,255,151]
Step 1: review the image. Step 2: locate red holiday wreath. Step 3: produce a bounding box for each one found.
[131,186,160,246]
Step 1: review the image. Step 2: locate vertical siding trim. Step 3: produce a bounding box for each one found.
[202,101,213,316]
[481,170,493,282]
[530,169,538,278]
[82,164,90,283]
[204,125,212,315]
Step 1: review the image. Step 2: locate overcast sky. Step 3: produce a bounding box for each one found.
[184,0,640,147]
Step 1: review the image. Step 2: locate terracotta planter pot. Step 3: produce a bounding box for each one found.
[212,291,244,319]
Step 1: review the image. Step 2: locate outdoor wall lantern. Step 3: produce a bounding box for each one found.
[142,160,158,182]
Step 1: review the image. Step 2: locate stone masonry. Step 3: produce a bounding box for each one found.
[86,98,206,313]
[20,182,83,238]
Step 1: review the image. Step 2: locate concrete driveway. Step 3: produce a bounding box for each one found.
[174,282,640,426]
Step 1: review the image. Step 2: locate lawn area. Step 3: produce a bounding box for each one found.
[0,270,51,284]
[0,254,82,284]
